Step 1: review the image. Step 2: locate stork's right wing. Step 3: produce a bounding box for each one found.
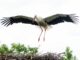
[1,15,38,26]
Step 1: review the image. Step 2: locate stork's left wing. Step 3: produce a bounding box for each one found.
[44,14,78,25]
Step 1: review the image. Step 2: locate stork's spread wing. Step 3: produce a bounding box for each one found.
[44,14,78,25]
[1,15,38,26]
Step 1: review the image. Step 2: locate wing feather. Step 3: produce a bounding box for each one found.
[1,15,38,26]
[44,14,78,25]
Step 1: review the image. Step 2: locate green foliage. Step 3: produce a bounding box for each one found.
[11,43,27,54]
[0,43,38,56]
[0,44,9,55]
[63,47,77,60]
[28,46,38,55]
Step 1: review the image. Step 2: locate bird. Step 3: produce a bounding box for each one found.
[0,14,78,42]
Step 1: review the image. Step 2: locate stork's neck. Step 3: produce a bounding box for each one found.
[34,15,39,21]
[34,16,44,22]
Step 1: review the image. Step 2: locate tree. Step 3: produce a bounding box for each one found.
[0,44,9,60]
[63,47,77,60]
[11,43,28,60]
[27,46,38,59]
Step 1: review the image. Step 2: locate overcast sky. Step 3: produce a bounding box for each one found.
[0,0,80,59]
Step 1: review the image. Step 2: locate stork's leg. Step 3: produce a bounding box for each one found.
[43,28,47,41]
[38,26,43,42]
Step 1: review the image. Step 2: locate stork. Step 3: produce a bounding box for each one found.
[1,14,78,42]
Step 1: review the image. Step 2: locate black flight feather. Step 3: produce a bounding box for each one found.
[1,15,38,26]
[44,14,78,25]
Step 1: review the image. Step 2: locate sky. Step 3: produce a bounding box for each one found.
[0,0,80,59]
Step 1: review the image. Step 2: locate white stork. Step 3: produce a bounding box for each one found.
[1,14,78,42]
